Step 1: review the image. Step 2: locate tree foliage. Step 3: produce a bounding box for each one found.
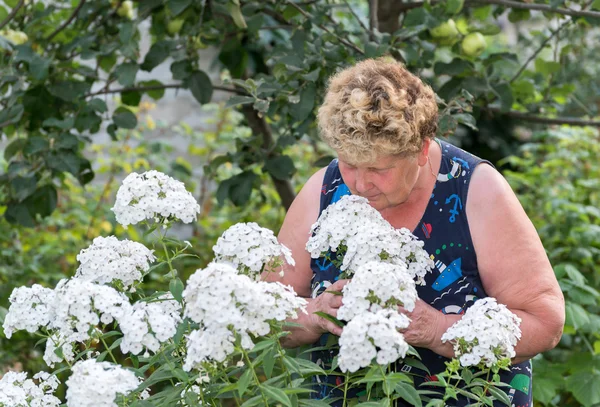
[1,0,600,225]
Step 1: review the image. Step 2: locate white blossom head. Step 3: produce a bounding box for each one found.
[3,284,56,338]
[119,294,182,355]
[112,170,200,226]
[213,222,295,278]
[0,371,61,407]
[441,297,522,368]
[306,195,433,283]
[75,236,156,289]
[338,309,410,373]
[338,261,418,322]
[183,263,306,331]
[182,262,306,368]
[65,359,141,407]
[50,279,132,344]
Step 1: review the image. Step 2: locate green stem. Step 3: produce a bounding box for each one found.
[378,365,392,404]
[241,347,270,406]
[161,236,176,279]
[221,367,241,407]
[100,336,119,365]
[342,371,350,407]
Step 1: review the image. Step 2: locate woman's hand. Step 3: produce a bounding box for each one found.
[398,299,441,348]
[306,279,350,337]
[398,299,458,356]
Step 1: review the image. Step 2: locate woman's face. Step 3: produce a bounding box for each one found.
[337,142,430,211]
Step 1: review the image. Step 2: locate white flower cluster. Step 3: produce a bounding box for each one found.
[306,195,433,284]
[44,332,76,368]
[111,170,201,226]
[65,359,140,407]
[0,371,60,407]
[75,236,156,289]
[2,284,56,338]
[338,261,418,322]
[213,222,295,278]
[182,262,307,370]
[338,309,411,373]
[119,294,182,355]
[51,279,130,343]
[441,297,522,367]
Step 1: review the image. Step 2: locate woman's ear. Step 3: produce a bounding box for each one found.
[417,138,432,166]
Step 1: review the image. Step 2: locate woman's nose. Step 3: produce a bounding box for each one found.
[355,170,371,193]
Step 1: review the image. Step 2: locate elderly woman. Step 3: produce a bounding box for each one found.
[271,58,564,405]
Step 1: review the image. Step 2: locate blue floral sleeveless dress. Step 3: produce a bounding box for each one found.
[309,139,532,407]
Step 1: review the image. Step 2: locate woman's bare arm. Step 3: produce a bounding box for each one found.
[420,164,565,362]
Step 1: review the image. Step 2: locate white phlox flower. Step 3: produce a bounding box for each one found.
[441,297,522,368]
[338,261,418,322]
[65,359,141,407]
[50,279,131,345]
[338,309,411,373]
[182,262,307,369]
[112,170,201,226]
[306,195,434,284]
[2,284,56,338]
[213,222,295,278]
[75,236,156,289]
[0,371,61,407]
[119,294,182,355]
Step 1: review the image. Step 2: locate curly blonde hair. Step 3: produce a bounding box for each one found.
[317,58,438,164]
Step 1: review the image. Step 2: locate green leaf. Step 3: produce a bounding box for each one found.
[122,90,142,106]
[263,347,276,379]
[314,311,344,327]
[47,151,81,176]
[24,136,49,155]
[225,95,255,108]
[169,0,192,16]
[237,369,252,397]
[487,385,511,406]
[113,107,138,129]
[534,59,561,76]
[139,80,165,100]
[169,278,184,302]
[186,70,213,104]
[290,82,316,122]
[565,302,590,330]
[42,117,75,129]
[437,114,457,138]
[11,176,37,202]
[0,104,24,126]
[434,59,474,76]
[217,171,258,206]
[48,81,90,102]
[566,370,600,406]
[141,40,172,72]
[453,113,477,130]
[393,379,420,404]
[263,155,296,181]
[445,0,464,14]
[28,55,50,81]
[261,385,292,407]
[116,62,139,86]
[493,83,513,112]
[171,59,193,80]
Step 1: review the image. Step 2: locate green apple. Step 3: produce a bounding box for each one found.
[117,1,134,19]
[429,19,459,39]
[167,18,185,35]
[461,32,486,57]
[1,29,28,45]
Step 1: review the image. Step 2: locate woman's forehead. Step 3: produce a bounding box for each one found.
[338,152,415,167]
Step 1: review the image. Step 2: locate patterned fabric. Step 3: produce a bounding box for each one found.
[309,139,532,407]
